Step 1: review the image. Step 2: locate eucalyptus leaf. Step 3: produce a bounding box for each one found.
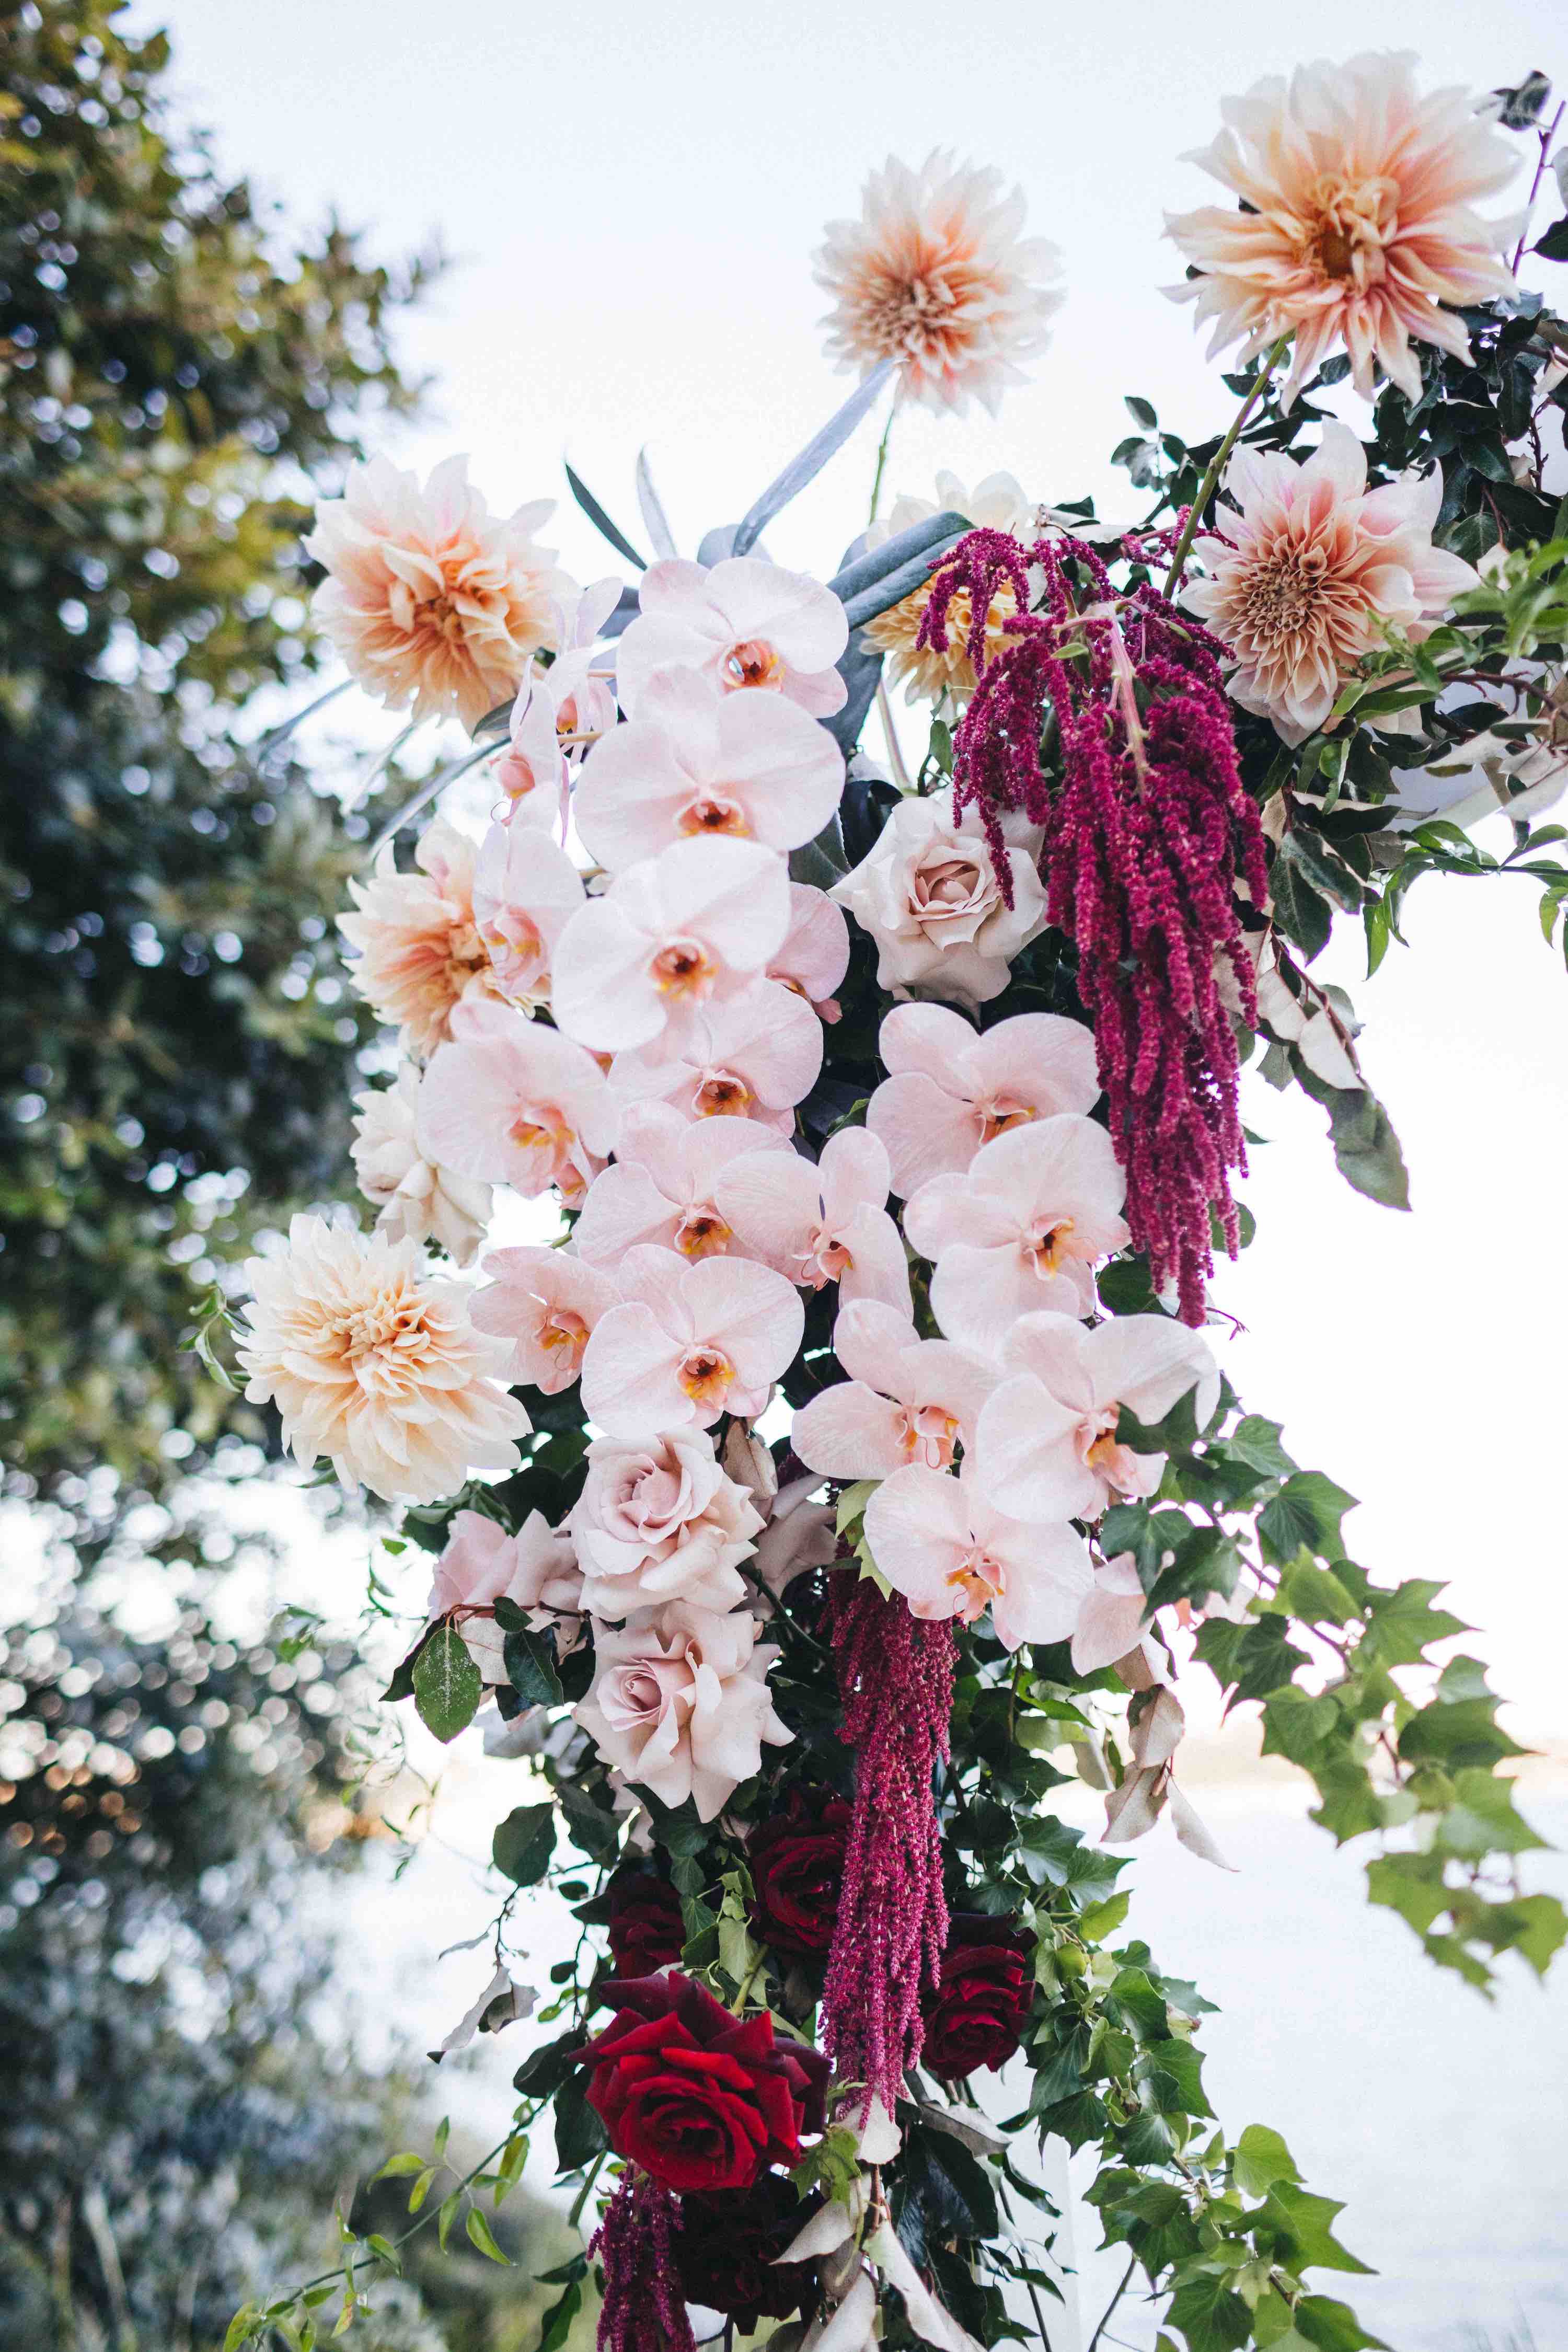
[634,448,678,558]
[731,356,896,558]
[564,462,647,570]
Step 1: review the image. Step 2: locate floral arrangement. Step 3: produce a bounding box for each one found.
[221,53,1568,2352]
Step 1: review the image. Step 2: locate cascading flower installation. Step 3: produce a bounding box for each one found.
[221,52,1568,2352]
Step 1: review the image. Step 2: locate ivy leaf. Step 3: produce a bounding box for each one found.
[1258,2183,1373,2275]
[1225,1416,1298,1479]
[1261,1687,1340,1767]
[412,1624,482,1744]
[1258,1473,1358,1567]
[1166,2273,1253,2352]
[1292,2295,1391,2351]
[492,1802,557,1887]
[1232,2123,1302,2199]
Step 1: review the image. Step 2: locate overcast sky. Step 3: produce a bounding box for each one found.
[122,1,1568,1744]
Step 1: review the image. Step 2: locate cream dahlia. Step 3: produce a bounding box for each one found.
[350,1065,492,1265]
[1167,52,1520,405]
[1184,421,1479,742]
[865,472,1034,702]
[338,816,501,1058]
[814,153,1063,416]
[306,455,571,728]
[237,1213,529,1504]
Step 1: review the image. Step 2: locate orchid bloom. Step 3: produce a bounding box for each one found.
[716,1126,913,1316]
[573,666,844,869]
[976,1310,1219,1521]
[863,1459,1091,1650]
[790,1299,998,1479]
[550,835,792,1054]
[771,883,851,1021]
[609,980,824,1134]
[469,1243,620,1392]
[539,574,624,742]
[470,816,586,1010]
[867,1002,1101,1196]
[1071,1551,1160,1678]
[903,1116,1129,1350]
[493,671,570,829]
[418,998,618,1203]
[614,555,849,719]
[426,1507,582,1681]
[573,1100,789,1268]
[580,1242,804,1438]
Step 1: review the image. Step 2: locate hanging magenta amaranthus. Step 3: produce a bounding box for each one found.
[917,526,1269,1324]
[590,2171,697,2352]
[818,1569,955,2117]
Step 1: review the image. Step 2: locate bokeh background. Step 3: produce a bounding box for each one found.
[4,2,1565,2346]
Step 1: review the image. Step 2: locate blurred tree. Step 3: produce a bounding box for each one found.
[0,0,439,1498]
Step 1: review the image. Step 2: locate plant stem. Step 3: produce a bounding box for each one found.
[867,400,896,525]
[568,2149,608,2232]
[878,676,913,791]
[1512,102,1566,272]
[1162,335,1292,598]
[1086,2252,1137,2352]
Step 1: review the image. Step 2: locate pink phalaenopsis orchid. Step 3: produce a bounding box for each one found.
[573,1101,789,1267]
[863,1460,1091,1650]
[550,835,792,1054]
[426,1507,582,1681]
[716,1127,913,1316]
[492,578,622,818]
[573,667,844,869]
[790,1299,998,1479]
[580,1243,804,1439]
[903,1116,1129,1351]
[609,982,823,1134]
[1072,1551,1159,1678]
[976,1310,1219,1521]
[471,817,586,1010]
[867,1002,1101,1197]
[418,999,618,1203]
[771,883,850,1021]
[470,1244,620,1392]
[614,556,849,718]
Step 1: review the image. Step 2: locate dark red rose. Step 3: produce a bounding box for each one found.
[672,2173,817,2330]
[577,1970,831,2194]
[606,1864,685,1979]
[921,1914,1035,2080]
[747,1787,852,1958]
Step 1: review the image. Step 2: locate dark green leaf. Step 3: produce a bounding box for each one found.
[493,1802,557,1887]
[412,1624,482,1744]
[504,1624,564,1710]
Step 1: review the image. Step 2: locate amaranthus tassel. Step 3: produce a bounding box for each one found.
[592,2171,696,2352]
[918,526,1269,1324]
[819,1570,955,2118]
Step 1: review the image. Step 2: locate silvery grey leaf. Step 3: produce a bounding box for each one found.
[828,509,970,618]
[696,523,743,567]
[564,462,647,571]
[598,584,641,642]
[820,628,885,760]
[731,355,897,559]
[254,676,354,766]
[367,739,498,858]
[635,448,679,559]
[342,717,418,814]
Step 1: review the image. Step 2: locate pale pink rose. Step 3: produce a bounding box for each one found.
[609,981,823,1134]
[469,1244,619,1391]
[867,1002,1101,1196]
[752,1475,840,1602]
[305,455,570,728]
[975,1310,1220,1522]
[574,1100,788,1269]
[351,1066,492,1266]
[790,1298,997,1480]
[771,884,850,1021]
[904,1116,1130,1350]
[1071,1552,1159,1678]
[716,1126,912,1316]
[236,1213,528,1504]
[1167,53,1519,406]
[426,1506,582,1681]
[551,836,792,1055]
[615,556,848,719]
[338,816,501,1059]
[1184,422,1480,743]
[569,1429,762,1618]
[831,787,1047,1011]
[470,816,586,1009]
[863,1461,1090,1649]
[573,667,844,870]
[418,1000,618,1203]
[574,1600,791,1820]
[814,153,1063,417]
[580,1243,805,1439]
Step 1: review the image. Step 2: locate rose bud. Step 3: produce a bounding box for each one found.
[747,1786,852,1958]
[606,1863,686,1979]
[672,2173,818,2330]
[574,1969,830,2193]
[921,1913,1035,2080]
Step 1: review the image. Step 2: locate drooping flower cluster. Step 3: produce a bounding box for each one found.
[919,525,1270,1321]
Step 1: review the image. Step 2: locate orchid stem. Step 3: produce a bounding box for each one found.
[1162,333,1291,599]
[878,677,913,792]
[867,399,896,525]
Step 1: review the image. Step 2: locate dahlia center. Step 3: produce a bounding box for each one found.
[652,939,717,999]
[422,589,467,642]
[722,638,785,691]
[679,1346,733,1408]
[678,793,751,837]
[1236,545,1329,644]
[1304,176,1396,289]
[676,1207,732,1259]
[946,1546,1004,1623]
[340,1294,424,1367]
[694,1071,753,1117]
